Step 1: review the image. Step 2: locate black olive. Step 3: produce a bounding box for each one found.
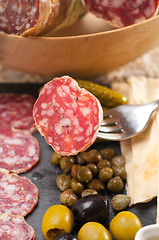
[54,233,77,240]
[72,194,109,225]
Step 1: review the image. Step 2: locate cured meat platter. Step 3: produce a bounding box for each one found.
[0,82,156,239]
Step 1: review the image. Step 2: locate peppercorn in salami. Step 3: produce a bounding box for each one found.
[33,76,103,156]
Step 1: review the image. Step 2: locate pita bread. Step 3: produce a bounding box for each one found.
[112,76,159,206]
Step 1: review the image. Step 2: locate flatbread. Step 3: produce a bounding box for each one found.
[112,76,159,205]
[156,107,159,223]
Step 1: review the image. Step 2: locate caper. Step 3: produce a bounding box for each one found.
[56,174,72,191]
[60,189,78,207]
[112,166,127,180]
[99,148,115,160]
[70,178,85,194]
[97,159,111,170]
[71,164,81,178]
[82,149,102,163]
[87,179,105,192]
[76,153,85,165]
[77,166,93,183]
[60,156,76,173]
[111,155,125,167]
[54,233,77,240]
[51,152,62,165]
[86,163,98,176]
[81,189,98,198]
[107,176,124,193]
[98,167,113,182]
[72,194,109,225]
[112,194,131,211]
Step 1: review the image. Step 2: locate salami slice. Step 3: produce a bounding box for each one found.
[82,0,159,27]
[0,94,36,134]
[0,0,86,36]
[0,213,35,240]
[0,127,39,174]
[0,168,38,216]
[33,76,103,156]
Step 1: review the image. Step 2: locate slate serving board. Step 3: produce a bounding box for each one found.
[0,83,156,239]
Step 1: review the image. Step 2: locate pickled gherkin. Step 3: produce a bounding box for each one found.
[76,79,128,108]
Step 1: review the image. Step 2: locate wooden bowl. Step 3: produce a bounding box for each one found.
[0,13,159,79]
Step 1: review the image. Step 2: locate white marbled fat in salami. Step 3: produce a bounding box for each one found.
[0,94,36,134]
[82,0,159,27]
[0,0,39,34]
[0,213,35,240]
[0,127,39,174]
[33,76,103,156]
[0,168,38,216]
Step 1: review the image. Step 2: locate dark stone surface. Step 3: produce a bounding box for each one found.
[0,83,156,239]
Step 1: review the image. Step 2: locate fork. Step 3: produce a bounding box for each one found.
[97,99,159,141]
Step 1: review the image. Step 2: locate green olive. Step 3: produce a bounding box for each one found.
[78,222,112,240]
[42,205,74,240]
[110,211,142,240]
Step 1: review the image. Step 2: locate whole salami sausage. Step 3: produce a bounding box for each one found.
[0,168,38,216]
[33,76,103,156]
[0,94,36,134]
[0,0,86,36]
[0,213,35,240]
[0,127,39,174]
[82,0,159,27]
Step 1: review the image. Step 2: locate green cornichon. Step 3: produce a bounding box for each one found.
[76,79,128,108]
[53,0,87,32]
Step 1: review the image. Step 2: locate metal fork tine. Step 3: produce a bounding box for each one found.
[99,125,122,133]
[101,118,118,126]
[97,99,159,141]
[97,131,127,141]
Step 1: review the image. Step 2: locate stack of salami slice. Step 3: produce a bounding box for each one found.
[0,93,39,240]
